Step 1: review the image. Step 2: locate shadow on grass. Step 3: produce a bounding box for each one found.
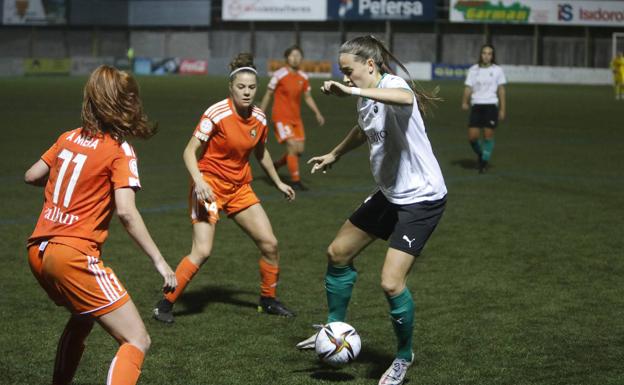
[451,158,495,173]
[174,285,257,317]
[310,370,356,382]
[292,364,356,382]
[451,158,479,170]
[358,347,399,380]
[290,346,396,382]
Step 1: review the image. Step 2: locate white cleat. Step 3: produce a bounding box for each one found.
[295,324,324,350]
[378,353,414,385]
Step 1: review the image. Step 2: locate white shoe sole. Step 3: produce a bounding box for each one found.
[295,334,317,350]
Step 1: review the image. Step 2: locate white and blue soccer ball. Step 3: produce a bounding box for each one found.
[315,321,361,367]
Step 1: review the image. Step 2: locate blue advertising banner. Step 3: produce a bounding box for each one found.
[431,63,471,80]
[327,0,436,21]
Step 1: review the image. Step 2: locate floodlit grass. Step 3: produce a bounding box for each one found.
[1,75,623,385]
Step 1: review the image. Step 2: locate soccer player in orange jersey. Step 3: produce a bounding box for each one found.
[259,45,325,191]
[153,53,297,323]
[25,65,177,385]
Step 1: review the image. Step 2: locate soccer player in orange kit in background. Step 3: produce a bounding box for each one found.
[259,45,325,191]
[153,53,297,323]
[25,65,177,385]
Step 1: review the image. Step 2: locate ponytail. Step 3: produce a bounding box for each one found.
[339,35,441,116]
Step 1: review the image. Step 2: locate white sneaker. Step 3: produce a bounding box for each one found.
[378,353,414,385]
[295,324,324,350]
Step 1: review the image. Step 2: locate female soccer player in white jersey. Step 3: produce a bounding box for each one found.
[299,35,447,385]
[462,44,507,173]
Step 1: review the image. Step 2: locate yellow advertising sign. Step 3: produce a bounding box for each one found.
[24,58,71,75]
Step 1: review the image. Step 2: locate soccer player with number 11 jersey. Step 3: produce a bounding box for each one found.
[25,65,177,385]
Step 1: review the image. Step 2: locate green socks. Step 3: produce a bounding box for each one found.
[481,138,495,161]
[469,140,482,157]
[387,288,415,361]
[325,264,357,323]
[326,265,414,360]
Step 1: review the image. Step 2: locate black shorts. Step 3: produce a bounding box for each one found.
[349,191,446,257]
[468,104,499,128]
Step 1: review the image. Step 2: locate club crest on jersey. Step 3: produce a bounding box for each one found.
[373,105,379,113]
[250,128,257,138]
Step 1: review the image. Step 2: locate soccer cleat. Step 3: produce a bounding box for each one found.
[290,181,309,191]
[378,353,414,385]
[295,324,324,350]
[153,299,175,324]
[258,297,296,317]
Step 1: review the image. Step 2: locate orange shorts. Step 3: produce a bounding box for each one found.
[274,121,305,143]
[28,241,129,317]
[189,174,260,224]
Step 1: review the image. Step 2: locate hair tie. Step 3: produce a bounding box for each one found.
[229,66,257,78]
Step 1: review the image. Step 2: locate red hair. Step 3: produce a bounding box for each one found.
[81,65,156,142]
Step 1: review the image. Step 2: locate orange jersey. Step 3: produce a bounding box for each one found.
[28,128,141,256]
[193,98,268,185]
[268,67,311,124]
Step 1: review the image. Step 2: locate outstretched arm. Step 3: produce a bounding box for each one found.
[259,89,274,113]
[308,124,367,174]
[254,143,295,201]
[115,188,177,293]
[25,159,50,187]
[303,91,325,126]
[321,80,413,105]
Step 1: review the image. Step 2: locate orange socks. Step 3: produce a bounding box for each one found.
[106,343,144,385]
[286,154,300,182]
[164,256,200,303]
[259,258,279,298]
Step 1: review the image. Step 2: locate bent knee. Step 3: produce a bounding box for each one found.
[129,332,151,353]
[380,278,405,297]
[259,238,279,257]
[190,245,212,264]
[326,244,350,266]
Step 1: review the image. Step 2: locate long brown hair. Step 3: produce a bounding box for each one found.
[81,65,156,142]
[339,35,440,116]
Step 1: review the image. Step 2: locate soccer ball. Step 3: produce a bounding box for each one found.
[315,322,361,367]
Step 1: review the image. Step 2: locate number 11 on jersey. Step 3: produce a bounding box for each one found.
[53,149,87,208]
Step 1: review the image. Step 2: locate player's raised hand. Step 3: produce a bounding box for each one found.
[321,80,351,97]
[308,153,338,174]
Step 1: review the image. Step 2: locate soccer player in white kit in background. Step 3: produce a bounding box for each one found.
[299,35,447,385]
[462,44,507,173]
